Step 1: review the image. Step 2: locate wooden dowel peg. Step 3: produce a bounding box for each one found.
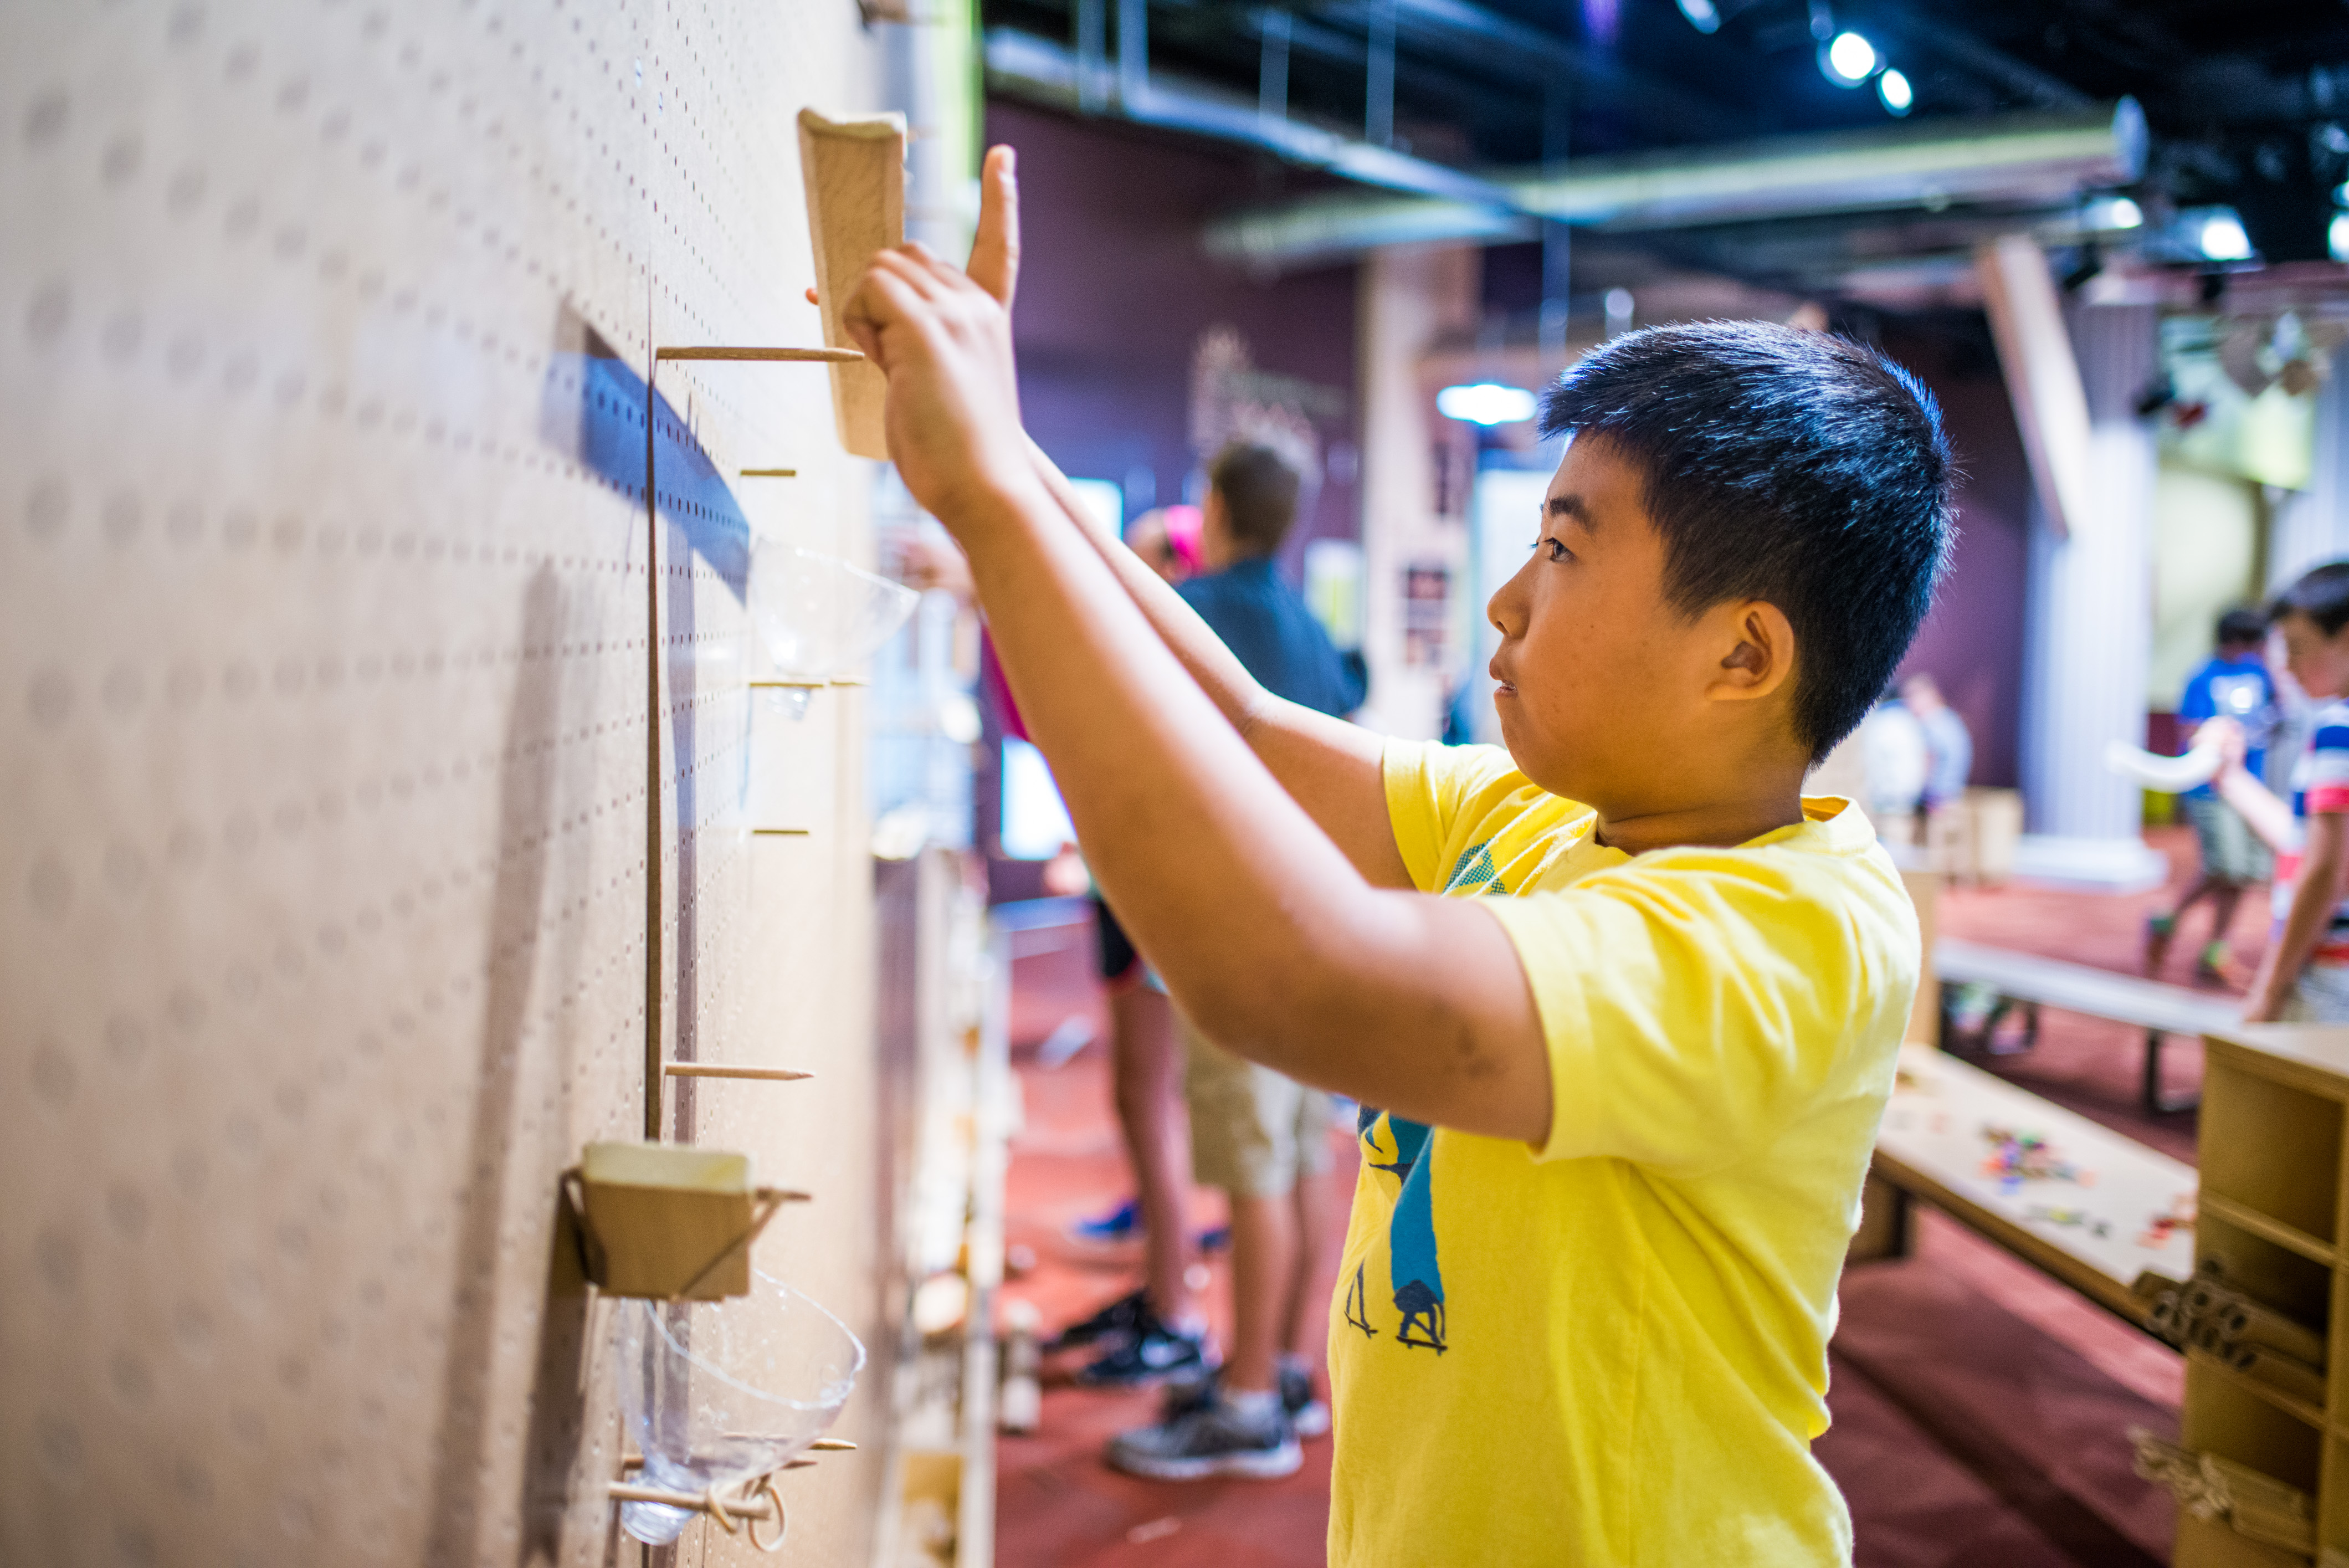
[750,680,828,689]
[740,468,798,478]
[665,1063,814,1082]
[752,828,813,837]
[656,346,864,363]
[810,1438,858,1451]
[609,1481,778,1520]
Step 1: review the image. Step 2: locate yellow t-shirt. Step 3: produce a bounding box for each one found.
[1327,739,1919,1567]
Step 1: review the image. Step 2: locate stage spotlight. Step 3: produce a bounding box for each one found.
[1437,382,1537,426]
[1675,0,1721,33]
[1822,31,1876,86]
[1876,68,1911,115]
[2332,213,2349,264]
[2198,212,2253,262]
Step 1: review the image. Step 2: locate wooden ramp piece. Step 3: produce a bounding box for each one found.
[798,108,906,460]
[1873,1044,2197,1322]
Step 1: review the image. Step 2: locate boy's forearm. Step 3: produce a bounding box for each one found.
[2216,765,2296,854]
[2254,830,2346,1019]
[1022,435,1266,730]
[955,474,1546,1136]
[1022,439,1410,888]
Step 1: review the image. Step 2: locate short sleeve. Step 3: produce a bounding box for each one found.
[1479,852,1916,1175]
[2179,668,2217,723]
[1382,738,1524,893]
[2306,722,2349,814]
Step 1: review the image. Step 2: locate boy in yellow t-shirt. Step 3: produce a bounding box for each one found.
[842,149,1949,1564]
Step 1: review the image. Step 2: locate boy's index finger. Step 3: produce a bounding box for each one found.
[966,145,1020,309]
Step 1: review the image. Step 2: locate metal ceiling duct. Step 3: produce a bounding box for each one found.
[1205,100,2146,268]
[983,28,1516,207]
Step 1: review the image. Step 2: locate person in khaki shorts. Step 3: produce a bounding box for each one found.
[1152,1014,1341,1460]
[1103,442,1361,1479]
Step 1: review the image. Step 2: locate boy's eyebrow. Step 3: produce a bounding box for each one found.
[1545,494,1594,528]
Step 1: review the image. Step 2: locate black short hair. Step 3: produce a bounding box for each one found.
[1209,443,1300,558]
[1538,322,1955,761]
[2270,562,2349,637]
[2216,607,2268,648]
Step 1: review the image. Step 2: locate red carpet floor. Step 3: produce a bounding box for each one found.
[993,826,2261,1565]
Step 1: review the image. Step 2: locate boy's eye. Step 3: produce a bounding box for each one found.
[1541,536,1571,562]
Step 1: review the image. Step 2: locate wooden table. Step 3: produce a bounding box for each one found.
[1868,1043,2198,1324]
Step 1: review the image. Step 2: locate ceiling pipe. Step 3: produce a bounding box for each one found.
[1206,99,2145,267]
[983,27,1516,208]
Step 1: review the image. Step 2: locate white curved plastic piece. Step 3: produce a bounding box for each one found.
[614,1272,866,1546]
[748,542,919,682]
[2103,735,2224,794]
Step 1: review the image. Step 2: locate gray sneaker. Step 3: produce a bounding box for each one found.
[1105,1389,1301,1480]
[1279,1361,1330,1440]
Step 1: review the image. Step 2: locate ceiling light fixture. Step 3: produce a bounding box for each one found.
[1876,67,1911,115]
[1437,382,1538,426]
[2198,212,2253,262]
[1822,30,1876,86]
[1675,0,1721,33]
[2087,194,2142,230]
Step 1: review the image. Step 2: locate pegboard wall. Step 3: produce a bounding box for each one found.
[1,2,922,1564]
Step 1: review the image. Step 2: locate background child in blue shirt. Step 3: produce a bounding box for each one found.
[2147,607,2277,985]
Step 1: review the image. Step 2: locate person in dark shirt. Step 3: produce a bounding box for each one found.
[1107,442,1362,1479]
[1175,449,1366,721]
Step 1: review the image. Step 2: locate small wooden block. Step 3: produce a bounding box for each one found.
[798,109,905,460]
[578,1142,758,1300]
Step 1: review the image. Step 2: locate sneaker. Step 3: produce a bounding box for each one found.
[1278,1360,1330,1440]
[1066,1197,1141,1246]
[2143,913,2176,976]
[1043,1288,1150,1355]
[1075,1316,1211,1388]
[2196,940,2245,989]
[1105,1387,1301,1480]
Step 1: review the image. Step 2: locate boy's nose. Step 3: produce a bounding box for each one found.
[1488,567,1530,640]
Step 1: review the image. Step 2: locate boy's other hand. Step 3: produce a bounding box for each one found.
[2199,716,2248,773]
[842,149,1036,527]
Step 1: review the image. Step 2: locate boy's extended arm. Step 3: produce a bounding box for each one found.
[1019,435,1411,889]
[2247,811,2349,1021]
[2213,734,2298,854]
[844,204,1548,1142]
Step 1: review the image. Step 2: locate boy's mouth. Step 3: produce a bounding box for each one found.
[1489,659,1516,697]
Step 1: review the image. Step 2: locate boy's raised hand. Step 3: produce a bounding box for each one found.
[841,148,1034,528]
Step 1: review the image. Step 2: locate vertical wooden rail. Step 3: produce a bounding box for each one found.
[646,326,664,1140]
[641,346,863,1137]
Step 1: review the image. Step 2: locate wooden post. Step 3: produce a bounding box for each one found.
[798,109,906,460]
[1974,234,2095,542]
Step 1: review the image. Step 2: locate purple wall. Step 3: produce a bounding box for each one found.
[984,100,1361,573]
[1882,328,2031,789]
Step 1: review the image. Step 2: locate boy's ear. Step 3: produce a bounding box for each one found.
[1704,601,1797,704]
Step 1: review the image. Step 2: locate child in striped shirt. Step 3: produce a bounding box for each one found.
[2210,562,2349,1022]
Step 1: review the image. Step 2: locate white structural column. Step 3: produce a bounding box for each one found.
[2269,342,2349,590]
[1357,245,1476,741]
[2016,301,2167,889]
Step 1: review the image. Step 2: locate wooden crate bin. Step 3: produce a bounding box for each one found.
[2177,1029,2349,1566]
[2202,1059,2345,1248]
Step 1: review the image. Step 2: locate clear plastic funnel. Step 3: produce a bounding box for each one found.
[614,1271,866,1545]
[748,542,919,681]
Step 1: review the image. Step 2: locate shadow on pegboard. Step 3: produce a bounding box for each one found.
[422,566,575,1564]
